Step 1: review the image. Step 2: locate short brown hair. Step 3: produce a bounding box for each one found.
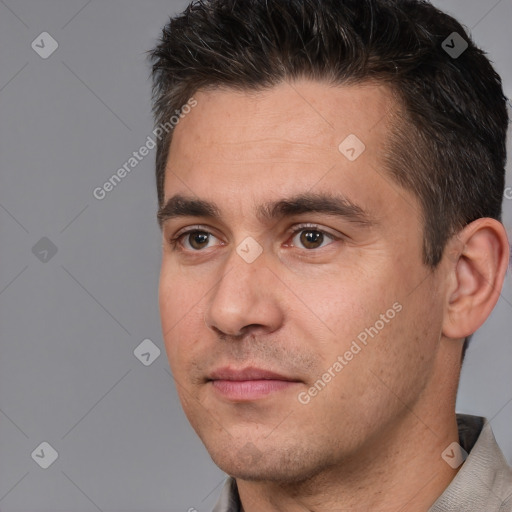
[148,0,509,357]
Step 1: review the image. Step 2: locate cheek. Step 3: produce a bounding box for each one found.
[158,268,203,369]
[302,271,391,345]
[300,269,417,381]
[355,283,443,410]
[159,261,208,321]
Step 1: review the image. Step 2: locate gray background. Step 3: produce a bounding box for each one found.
[0,0,511,510]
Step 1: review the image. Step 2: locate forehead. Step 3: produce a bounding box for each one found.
[167,79,395,165]
[162,79,416,231]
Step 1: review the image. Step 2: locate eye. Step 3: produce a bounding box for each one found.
[168,224,340,253]
[288,225,338,250]
[170,229,221,251]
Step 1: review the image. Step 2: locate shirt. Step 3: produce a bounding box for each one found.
[212,414,512,511]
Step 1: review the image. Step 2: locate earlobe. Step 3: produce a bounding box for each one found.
[442,218,510,340]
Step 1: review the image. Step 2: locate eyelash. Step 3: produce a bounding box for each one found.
[167,224,340,252]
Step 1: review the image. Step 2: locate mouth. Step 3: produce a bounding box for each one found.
[207,366,302,401]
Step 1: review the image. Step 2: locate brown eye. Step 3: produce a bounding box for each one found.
[300,230,324,249]
[170,229,218,251]
[185,231,212,250]
[291,227,335,250]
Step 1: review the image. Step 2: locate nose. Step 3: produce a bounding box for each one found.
[203,247,285,338]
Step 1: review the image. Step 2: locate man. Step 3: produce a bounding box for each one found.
[149,0,512,510]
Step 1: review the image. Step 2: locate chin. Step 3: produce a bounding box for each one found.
[207,440,325,484]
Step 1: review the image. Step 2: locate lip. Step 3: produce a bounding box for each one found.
[207,366,301,401]
[207,366,296,382]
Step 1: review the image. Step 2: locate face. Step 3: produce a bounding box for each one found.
[158,79,449,482]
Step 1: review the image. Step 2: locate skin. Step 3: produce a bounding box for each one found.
[158,79,510,511]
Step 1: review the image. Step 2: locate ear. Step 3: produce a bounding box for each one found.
[442,218,510,339]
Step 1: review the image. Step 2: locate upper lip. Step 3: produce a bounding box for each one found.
[207,366,298,381]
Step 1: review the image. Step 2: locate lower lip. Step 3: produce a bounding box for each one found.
[210,379,298,400]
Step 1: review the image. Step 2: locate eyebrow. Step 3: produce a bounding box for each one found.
[157,192,376,230]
